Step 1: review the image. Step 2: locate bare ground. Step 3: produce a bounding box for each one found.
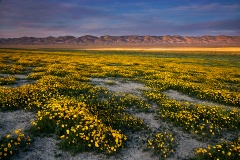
[0,73,35,87]
[0,110,35,138]
[163,89,225,107]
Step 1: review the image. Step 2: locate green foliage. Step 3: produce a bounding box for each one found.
[147,131,178,158]
[0,129,32,160]
[194,135,240,160]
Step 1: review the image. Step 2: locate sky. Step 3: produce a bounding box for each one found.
[0,0,240,38]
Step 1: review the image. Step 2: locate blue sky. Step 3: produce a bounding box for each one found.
[0,0,239,38]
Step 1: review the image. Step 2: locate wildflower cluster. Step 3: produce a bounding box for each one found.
[145,91,240,137]
[147,132,177,158]
[194,135,240,160]
[0,64,25,74]
[0,129,31,160]
[145,74,239,107]
[32,97,127,154]
[167,80,240,106]
[85,94,150,131]
[0,76,15,85]
[26,72,46,80]
[0,81,59,110]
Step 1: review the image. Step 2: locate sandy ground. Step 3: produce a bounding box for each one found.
[91,78,148,97]
[0,110,35,138]
[1,77,235,160]
[163,89,226,107]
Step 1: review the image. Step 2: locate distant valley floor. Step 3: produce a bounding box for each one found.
[1,44,240,52]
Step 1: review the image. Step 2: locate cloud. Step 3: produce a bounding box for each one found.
[0,0,239,37]
[174,18,240,35]
[172,3,240,11]
[0,0,110,29]
[83,17,240,36]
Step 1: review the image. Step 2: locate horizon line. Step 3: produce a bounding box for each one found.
[1,34,240,39]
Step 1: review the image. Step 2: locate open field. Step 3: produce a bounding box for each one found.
[0,49,239,160]
[1,45,240,52]
[84,47,240,52]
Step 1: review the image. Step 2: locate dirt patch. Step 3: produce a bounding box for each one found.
[0,74,26,79]
[164,89,225,107]
[12,137,109,160]
[11,135,157,160]
[170,133,207,160]
[11,137,59,160]
[91,78,148,97]
[0,73,36,87]
[0,110,35,138]
[114,132,159,160]
[11,79,36,87]
[133,108,207,160]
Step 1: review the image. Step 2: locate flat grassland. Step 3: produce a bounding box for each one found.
[1,44,240,52]
[0,49,239,160]
[85,47,240,51]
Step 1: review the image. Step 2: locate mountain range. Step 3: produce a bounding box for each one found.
[0,35,240,46]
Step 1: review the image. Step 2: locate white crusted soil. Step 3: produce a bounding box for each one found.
[91,78,148,97]
[0,110,35,138]
[0,73,35,87]
[163,89,224,107]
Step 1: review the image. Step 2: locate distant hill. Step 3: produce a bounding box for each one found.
[0,35,240,47]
